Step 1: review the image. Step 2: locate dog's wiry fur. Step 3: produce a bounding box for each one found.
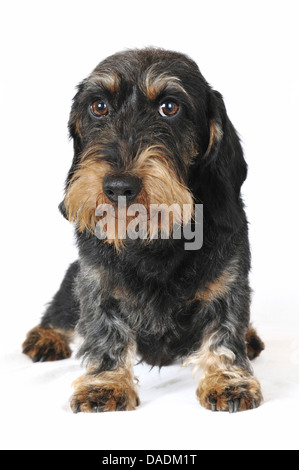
[23,48,264,413]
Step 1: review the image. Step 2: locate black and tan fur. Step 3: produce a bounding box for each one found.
[23,48,264,413]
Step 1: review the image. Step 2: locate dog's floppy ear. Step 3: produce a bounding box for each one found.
[205,90,247,192]
[68,85,84,160]
[195,89,248,234]
[59,87,84,220]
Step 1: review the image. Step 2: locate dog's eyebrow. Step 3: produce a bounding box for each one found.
[141,70,189,100]
[87,72,120,94]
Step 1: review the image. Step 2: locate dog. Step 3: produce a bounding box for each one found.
[23,48,265,413]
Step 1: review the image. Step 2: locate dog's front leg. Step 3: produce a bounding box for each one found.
[71,315,139,413]
[185,327,263,413]
[70,266,139,413]
[71,341,139,413]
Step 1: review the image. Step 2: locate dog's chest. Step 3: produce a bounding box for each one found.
[117,281,203,364]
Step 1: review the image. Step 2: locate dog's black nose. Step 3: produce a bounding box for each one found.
[103,174,142,203]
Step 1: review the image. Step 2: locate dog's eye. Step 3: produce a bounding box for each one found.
[159,102,179,117]
[90,101,109,117]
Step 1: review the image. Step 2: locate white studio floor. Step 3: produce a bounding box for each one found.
[1,324,298,450]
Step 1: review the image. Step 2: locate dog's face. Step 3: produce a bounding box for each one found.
[62,48,247,246]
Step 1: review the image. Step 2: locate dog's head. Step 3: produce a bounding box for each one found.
[61,48,247,248]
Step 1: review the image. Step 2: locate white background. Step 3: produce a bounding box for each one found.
[1,0,298,450]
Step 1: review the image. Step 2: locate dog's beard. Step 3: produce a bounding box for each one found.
[64,146,194,250]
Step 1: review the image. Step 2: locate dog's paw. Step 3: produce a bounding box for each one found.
[22,326,72,362]
[71,374,140,413]
[197,368,263,413]
[246,326,265,360]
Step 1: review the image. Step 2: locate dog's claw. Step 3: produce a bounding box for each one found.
[73,404,81,414]
[211,404,217,412]
[228,399,240,413]
[234,399,240,413]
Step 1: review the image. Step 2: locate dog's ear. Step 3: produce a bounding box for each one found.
[204,90,247,192]
[194,89,248,234]
[59,87,84,220]
[68,86,84,160]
